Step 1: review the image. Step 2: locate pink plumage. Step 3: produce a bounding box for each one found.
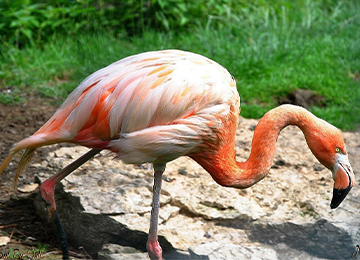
[9,50,239,164]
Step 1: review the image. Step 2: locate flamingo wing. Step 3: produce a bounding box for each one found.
[12,50,239,164]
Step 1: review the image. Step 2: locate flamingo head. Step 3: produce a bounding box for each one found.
[304,121,355,209]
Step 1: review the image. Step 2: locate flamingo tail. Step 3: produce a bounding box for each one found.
[13,148,36,188]
[0,147,35,189]
[0,131,71,188]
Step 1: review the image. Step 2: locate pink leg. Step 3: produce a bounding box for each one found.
[147,164,166,260]
[40,149,101,260]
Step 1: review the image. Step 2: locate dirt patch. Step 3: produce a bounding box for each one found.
[0,99,58,194]
[277,89,326,108]
[0,100,87,259]
[0,98,57,175]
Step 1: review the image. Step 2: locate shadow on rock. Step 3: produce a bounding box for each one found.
[217,218,354,259]
[34,182,187,259]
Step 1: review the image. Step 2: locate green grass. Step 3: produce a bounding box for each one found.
[0,1,359,130]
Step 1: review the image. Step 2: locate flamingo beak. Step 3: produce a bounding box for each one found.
[330,154,354,209]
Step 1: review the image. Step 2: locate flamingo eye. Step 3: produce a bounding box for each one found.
[335,147,341,153]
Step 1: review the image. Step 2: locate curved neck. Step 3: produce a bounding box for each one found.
[191,105,321,188]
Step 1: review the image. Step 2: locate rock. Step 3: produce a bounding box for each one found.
[17,183,39,193]
[98,244,150,260]
[189,242,278,260]
[31,117,360,260]
[0,236,10,246]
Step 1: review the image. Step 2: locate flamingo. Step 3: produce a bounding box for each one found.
[0,49,355,260]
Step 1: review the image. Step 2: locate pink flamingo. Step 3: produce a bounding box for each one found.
[0,50,354,260]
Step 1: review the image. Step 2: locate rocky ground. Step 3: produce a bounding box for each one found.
[0,100,359,260]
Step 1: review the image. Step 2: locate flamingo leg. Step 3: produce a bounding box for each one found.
[147,164,166,260]
[40,149,101,260]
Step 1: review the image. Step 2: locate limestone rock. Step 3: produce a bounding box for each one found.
[0,236,10,246]
[188,242,278,260]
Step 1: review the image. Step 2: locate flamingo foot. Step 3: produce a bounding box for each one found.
[146,239,163,260]
[40,179,69,260]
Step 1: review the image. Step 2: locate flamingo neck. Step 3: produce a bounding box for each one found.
[191,105,319,189]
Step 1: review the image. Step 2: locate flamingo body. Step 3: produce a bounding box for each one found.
[14,50,238,165]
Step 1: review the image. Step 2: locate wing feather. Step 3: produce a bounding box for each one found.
[17,50,239,157]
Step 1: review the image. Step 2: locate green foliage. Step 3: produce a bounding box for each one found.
[1,0,80,46]
[0,0,244,45]
[0,0,359,129]
[2,0,355,48]
[0,92,24,105]
[34,242,50,253]
[0,0,120,47]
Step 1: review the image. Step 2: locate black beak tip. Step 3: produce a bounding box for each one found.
[330,202,339,209]
[330,186,352,209]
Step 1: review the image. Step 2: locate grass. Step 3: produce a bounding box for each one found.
[0,1,359,130]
